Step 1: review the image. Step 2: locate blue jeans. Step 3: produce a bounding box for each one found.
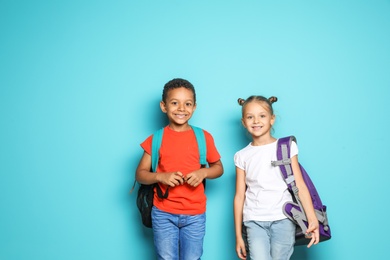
[151,206,206,260]
[244,219,295,260]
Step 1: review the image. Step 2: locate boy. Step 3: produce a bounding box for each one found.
[136,78,224,260]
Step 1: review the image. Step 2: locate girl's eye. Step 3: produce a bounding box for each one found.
[171,102,177,105]
[247,116,253,120]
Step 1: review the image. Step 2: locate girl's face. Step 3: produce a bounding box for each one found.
[241,101,275,137]
[160,87,196,130]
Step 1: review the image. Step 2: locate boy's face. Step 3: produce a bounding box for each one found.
[160,87,196,130]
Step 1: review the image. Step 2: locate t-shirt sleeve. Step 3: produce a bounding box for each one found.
[290,141,299,158]
[204,130,221,163]
[234,151,245,170]
[140,135,153,155]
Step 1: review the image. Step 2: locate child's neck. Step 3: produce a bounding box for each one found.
[167,123,191,132]
[251,136,276,146]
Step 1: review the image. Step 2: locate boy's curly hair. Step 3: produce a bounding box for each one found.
[162,78,196,103]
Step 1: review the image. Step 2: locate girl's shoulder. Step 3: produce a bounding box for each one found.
[234,142,253,155]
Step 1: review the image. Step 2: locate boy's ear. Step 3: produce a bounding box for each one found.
[160,101,167,113]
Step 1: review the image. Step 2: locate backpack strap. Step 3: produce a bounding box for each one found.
[272,136,308,234]
[272,136,298,191]
[191,125,207,188]
[191,125,207,167]
[151,127,164,172]
[151,127,169,199]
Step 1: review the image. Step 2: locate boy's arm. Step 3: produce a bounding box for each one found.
[184,160,223,187]
[203,131,223,180]
[291,155,320,247]
[135,152,158,185]
[205,160,224,179]
[136,152,185,187]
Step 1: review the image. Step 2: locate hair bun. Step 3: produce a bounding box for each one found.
[268,96,278,104]
[237,98,245,106]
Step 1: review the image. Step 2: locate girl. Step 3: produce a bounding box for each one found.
[233,96,319,260]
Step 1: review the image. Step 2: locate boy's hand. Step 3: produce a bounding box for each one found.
[184,170,206,187]
[157,172,185,187]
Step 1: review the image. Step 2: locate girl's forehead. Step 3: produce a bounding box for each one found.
[244,101,270,112]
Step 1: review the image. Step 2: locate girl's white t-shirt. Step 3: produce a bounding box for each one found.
[234,139,298,222]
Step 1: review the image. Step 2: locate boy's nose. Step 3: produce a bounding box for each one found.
[178,104,185,111]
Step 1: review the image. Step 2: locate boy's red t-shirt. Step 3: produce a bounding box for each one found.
[140,126,221,215]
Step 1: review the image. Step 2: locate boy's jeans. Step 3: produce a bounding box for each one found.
[152,206,206,260]
[244,219,295,260]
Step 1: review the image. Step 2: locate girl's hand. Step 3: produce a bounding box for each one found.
[305,220,320,248]
[236,238,247,260]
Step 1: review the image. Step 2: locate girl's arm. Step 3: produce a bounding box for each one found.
[234,167,247,260]
[291,155,320,248]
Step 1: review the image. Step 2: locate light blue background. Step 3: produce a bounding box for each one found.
[1,1,389,259]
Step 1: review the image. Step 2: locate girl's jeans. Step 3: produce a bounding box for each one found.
[244,219,295,260]
[152,206,206,260]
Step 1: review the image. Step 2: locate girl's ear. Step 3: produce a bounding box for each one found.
[270,114,276,125]
[160,101,167,113]
[241,118,246,128]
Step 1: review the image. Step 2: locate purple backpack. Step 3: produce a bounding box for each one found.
[271,136,331,246]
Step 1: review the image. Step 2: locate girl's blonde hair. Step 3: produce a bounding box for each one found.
[237,95,278,116]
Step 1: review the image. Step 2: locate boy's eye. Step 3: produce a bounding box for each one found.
[186,102,193,107]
